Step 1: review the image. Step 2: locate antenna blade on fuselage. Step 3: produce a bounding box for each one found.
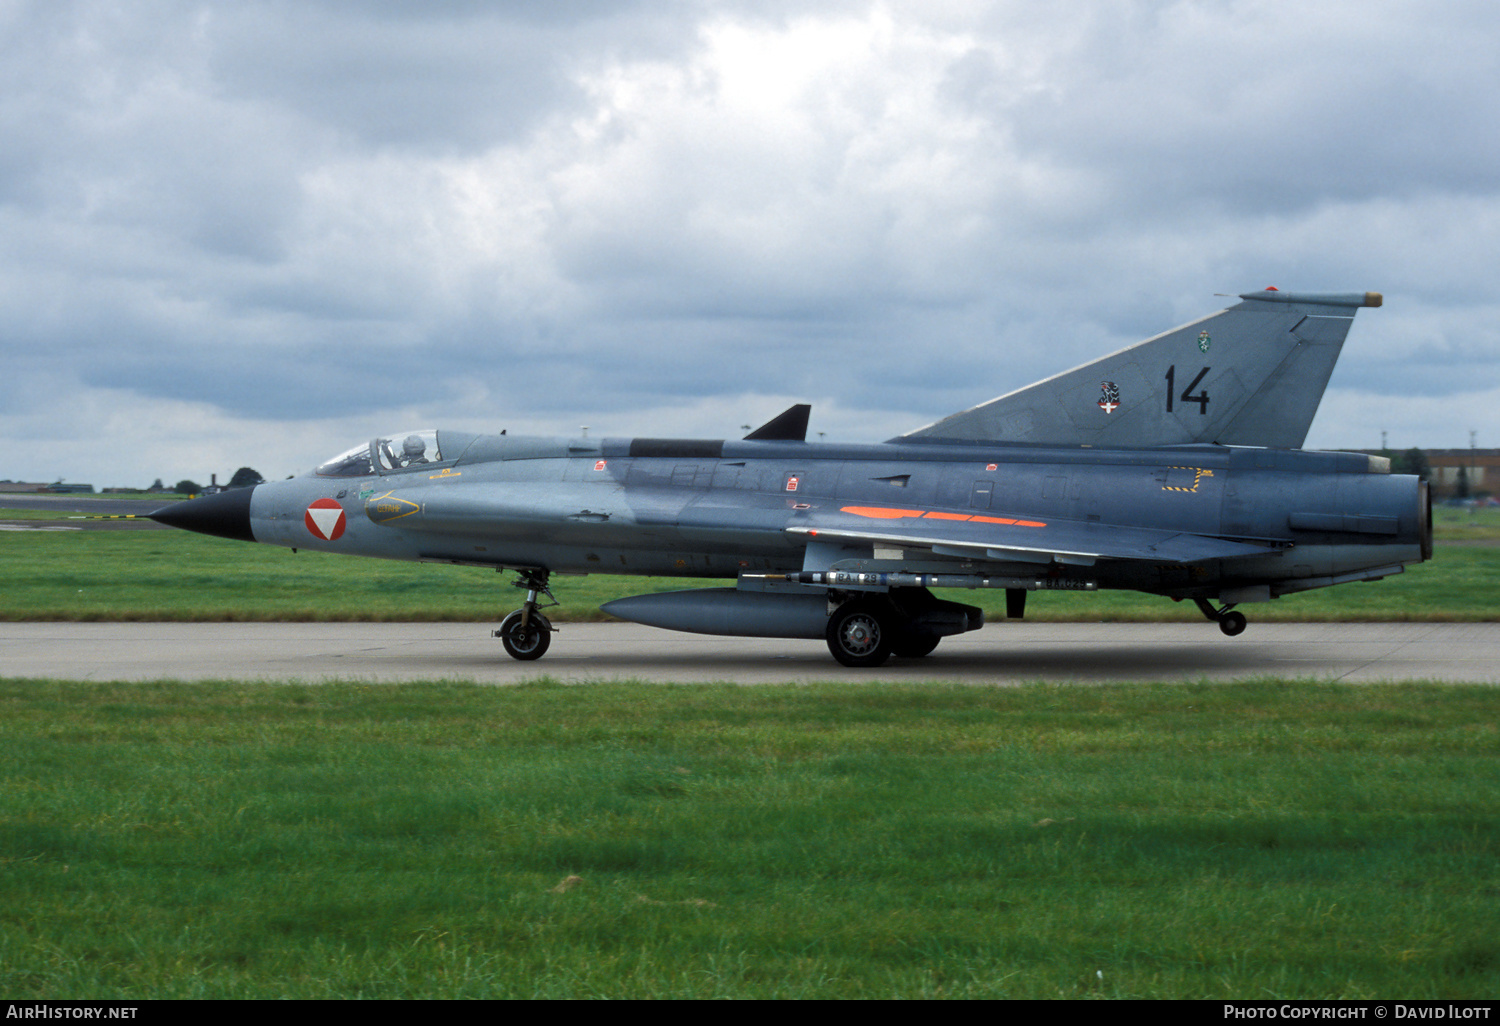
[744,403,812,441]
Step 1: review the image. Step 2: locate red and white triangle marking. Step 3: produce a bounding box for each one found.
[305,498,347,541]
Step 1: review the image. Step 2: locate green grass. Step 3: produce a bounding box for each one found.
[0,508,81,520]
[0,527,1492,622]
[1432,504,1500,541]
[1,679,1496,999]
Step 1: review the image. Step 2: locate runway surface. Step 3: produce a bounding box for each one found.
[0,495,173,530]
[4,621,1497,684]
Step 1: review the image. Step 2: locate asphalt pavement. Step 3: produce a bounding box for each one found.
[0,494,173,529]
[4,621,1496,684]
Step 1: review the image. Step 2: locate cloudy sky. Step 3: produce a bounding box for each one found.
[3,0,1498,487]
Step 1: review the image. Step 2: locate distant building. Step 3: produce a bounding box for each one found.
[1423,449,1498,499]
[1350,449,1495,498]
[0,481,95,494]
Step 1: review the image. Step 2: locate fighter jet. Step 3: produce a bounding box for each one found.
[152,289,1430,666]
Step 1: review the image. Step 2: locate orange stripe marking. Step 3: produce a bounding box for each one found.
[839,506,1046,528]
[839,506,925,519]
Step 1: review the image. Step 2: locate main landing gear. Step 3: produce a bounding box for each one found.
[495,568,558,661]
[826,600,895,668]
[1195,598,1248,637]
[824,591,978,668]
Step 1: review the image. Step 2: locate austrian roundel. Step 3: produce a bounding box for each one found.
[304,498,347,541]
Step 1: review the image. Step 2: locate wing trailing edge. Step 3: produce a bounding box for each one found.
[790,507,1276,567]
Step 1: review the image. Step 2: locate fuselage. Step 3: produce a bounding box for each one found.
[228,430,1428,603]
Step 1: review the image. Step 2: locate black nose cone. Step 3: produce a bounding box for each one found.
[150,486,257,542]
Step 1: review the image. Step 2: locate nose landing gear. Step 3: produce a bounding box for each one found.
[495,568,558,661]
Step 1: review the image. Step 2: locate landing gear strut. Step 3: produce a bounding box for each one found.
[1195,598,1247,637]
[495,568,558,660]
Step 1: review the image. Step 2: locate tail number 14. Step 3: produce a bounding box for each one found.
[1165,366,1210,414]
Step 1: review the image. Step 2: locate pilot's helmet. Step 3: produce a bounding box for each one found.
[402,435,427,458]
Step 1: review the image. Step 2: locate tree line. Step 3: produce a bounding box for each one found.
[150,467,264,495]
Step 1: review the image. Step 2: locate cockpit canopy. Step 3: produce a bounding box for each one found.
[315,429,445,477]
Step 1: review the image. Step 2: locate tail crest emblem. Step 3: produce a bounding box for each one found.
[1098,381,1121,414]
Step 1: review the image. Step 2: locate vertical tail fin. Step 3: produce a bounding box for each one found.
[897,291,1382,449]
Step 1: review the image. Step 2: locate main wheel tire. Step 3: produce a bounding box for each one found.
[499,610,552,660]
[891,630,941,658]
[1218,610,1247,637]
[826,601,894,667]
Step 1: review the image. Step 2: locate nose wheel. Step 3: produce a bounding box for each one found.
[497,609,552,659]
[495,568,558,661]
[1195,598,1248,637]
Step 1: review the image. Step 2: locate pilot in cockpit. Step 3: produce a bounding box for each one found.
[397,434,430,467]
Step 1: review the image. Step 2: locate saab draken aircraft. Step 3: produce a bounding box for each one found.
[153,289,1431,666]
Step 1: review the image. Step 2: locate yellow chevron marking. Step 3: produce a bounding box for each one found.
[368,492,421,522]
[1162,467,1215,494]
